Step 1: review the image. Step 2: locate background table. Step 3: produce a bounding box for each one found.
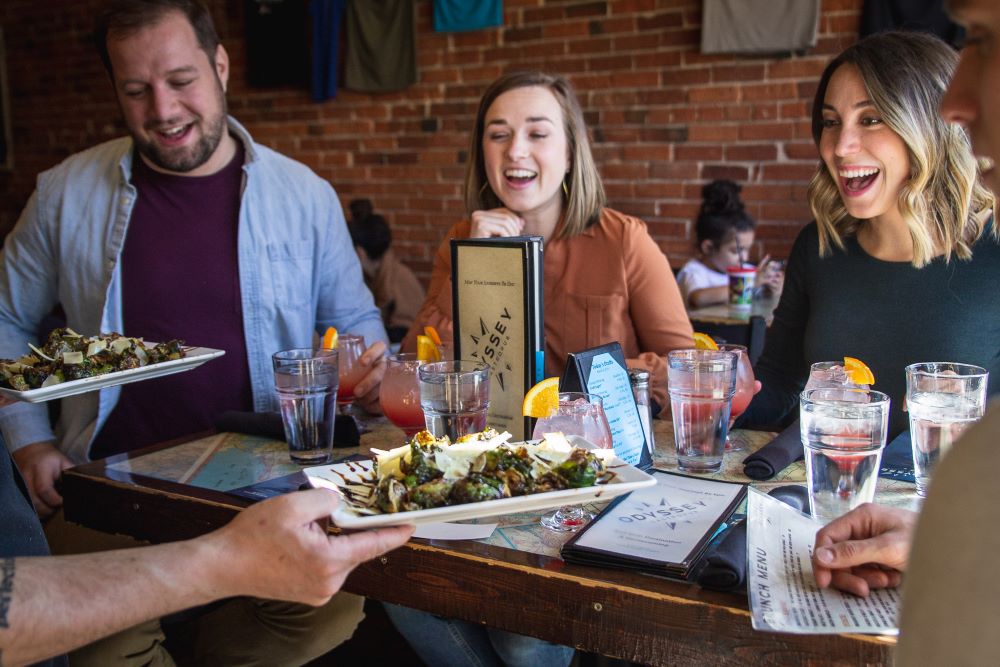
[60,418,910,665]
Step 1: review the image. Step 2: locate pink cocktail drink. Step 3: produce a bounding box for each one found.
[718,344,754,452]
[534,392,613,532]
[533,397,613,449]
[380,353,424,436]
[335,334,366,406]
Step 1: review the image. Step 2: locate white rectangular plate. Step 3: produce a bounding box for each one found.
[305,438,657,528]
[0,346,226,404]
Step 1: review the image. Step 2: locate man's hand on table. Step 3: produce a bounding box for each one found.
[12,441,72,519]
[204,487,413,605]
[812,503,918,597]
[352,341,388,414]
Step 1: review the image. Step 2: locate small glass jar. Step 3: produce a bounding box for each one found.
[628,368,654,454]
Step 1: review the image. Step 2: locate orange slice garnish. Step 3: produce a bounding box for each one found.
[416,334,441,362]
[844,356,875,385]
[693,332,719,351]
[522,377,560,418]
[322,327,339,350]
[424,325,443,347]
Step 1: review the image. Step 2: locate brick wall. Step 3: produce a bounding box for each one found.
[0,0,862,280]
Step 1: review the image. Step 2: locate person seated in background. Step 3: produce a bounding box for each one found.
[676,179,783,308]
[0,0,388,664]
[348,202,426,343]
[812,2,1000,664]
[402,70,693,413]
[738,29,1000,439]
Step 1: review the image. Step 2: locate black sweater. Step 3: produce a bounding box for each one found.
[740,222,1000,437]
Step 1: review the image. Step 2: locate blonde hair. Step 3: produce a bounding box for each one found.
[808,31,994,267]
[463,71,606,239]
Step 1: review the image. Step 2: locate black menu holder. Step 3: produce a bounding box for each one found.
[561,469,747,579]
[560,342,652,469]
[452,236,544,441]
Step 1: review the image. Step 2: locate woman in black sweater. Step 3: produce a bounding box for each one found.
[741,31,998,437]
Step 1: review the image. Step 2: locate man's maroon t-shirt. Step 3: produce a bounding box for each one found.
[91,146,254,458]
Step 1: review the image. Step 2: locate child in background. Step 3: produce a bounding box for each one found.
[676,180,782,308]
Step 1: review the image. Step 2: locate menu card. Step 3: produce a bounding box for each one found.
[452,237,544,440]
[747,489,899,635]
[561,470,746,579]
[561,342,650,468]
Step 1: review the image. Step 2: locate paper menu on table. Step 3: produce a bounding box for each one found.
[747,488,899,635]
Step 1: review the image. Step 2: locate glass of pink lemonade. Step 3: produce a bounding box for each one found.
[533,392,613,533]
[335,334,367,411]
[718,344,754,452]
[380,353,424,437]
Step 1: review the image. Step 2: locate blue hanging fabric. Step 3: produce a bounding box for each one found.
[310,0,347,101]
[433,0,502,33]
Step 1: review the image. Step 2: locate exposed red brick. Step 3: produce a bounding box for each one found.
[0,0,866,281]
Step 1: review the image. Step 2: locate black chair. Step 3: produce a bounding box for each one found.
[689,315,767,366]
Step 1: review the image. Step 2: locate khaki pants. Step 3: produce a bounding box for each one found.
[46,512,364,667]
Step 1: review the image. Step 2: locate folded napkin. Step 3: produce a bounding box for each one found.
[694,485,809,592]
[742,420,802,480]
[213,410,360,448]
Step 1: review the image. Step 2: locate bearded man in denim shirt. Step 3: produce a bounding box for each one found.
[0,1,389,664]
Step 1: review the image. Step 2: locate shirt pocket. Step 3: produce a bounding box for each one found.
[267,241,314,307]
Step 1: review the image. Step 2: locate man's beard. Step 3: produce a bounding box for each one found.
[134,90,228,173]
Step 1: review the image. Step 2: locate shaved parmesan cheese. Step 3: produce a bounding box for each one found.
[62,351,84,364]
[86,340,107,357]
[27,344,54,361]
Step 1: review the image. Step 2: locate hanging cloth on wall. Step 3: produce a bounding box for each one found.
[433,0,503,33]
[245,0,310,87]
[700,0,820,54]
[344,0,416,93]
[310,0,347,102]
[859,0,964,47]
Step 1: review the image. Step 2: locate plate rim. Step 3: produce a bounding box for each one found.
[305,450,657,528]
[0,346,226,403]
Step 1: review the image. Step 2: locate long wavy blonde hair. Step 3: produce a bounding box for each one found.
[464,71,606,239]
[808,31,994,267]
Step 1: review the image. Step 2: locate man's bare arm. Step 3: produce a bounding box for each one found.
[0,489,413,667]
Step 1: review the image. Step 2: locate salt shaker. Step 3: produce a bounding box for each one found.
[628,368,655,454]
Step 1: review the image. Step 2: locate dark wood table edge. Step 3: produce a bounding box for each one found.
[59,445,896,666]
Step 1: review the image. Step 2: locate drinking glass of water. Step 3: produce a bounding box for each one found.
[417,360,490,440]
[272,348,339,465]
[800,388,889,523]
[667,349,739,473]
[905,362,988,498]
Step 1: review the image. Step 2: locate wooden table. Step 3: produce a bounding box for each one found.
[688,296,779,327]
[60,419,907,666]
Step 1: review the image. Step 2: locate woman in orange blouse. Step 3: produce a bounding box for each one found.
[403,71,692,408]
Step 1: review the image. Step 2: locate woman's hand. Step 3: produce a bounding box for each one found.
[470,208,525,238]
[756,255,785,298]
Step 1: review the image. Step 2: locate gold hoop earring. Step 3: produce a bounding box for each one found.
[562,180,569,197]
